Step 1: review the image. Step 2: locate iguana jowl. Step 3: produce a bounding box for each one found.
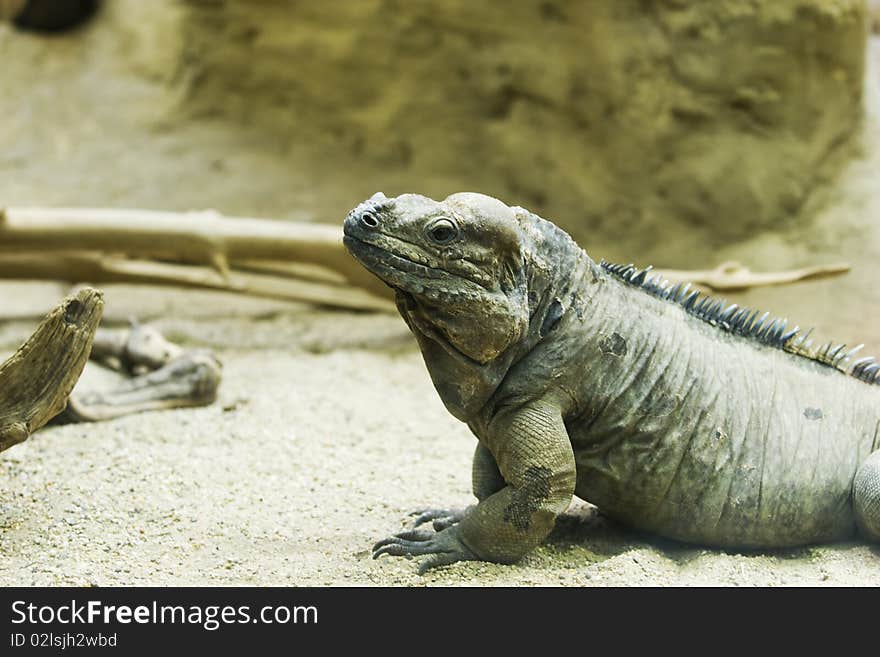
[343,192,880,572]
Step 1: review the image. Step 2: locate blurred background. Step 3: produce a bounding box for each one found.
[1,0,879,586]
[2,0,878,341]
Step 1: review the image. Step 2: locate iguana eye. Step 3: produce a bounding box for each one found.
[426,218,459,245]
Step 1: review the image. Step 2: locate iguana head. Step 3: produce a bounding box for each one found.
[344,191,552,418]
[344,192,532,365]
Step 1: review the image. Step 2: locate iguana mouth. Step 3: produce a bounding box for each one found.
[343,234,484,305]
[343,235,444,279]
[344,234,499,300]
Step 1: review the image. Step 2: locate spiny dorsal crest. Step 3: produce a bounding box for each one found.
[600,260,879,386]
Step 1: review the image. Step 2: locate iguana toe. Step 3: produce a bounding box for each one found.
[372,526,477,572]
[372,529,435,556]
[410,507,469,531]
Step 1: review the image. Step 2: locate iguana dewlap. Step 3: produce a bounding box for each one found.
[343,192,880,572]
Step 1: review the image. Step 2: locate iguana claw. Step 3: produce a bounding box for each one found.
[372,526,478,573]
[409,507,469,531]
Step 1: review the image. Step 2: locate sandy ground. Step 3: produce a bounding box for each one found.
[1,284,878,587]
[1,12,880,586]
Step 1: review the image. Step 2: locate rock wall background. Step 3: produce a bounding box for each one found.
[0,0,870,264]
[175,0,867,261]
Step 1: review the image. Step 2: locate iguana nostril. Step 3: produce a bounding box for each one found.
[361,212,379,229]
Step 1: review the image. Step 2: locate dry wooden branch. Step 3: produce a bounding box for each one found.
[0,251,395,312]
[0,287,103,452]
[654,261,850,292]
[0,207,387,295]
[0,207,850,311]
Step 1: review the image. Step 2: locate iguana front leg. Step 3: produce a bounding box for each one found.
[373,402,576,571]
[409,443,505,530]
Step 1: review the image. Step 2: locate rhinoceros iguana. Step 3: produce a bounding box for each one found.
[343,192,880,572]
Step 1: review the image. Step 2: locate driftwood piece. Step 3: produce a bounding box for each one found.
[0,287,103,452]
[58,323,222,423]
[89,322,186,374]
[63,352,222,423]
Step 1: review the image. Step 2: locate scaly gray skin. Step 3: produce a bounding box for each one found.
[343,192,880,572]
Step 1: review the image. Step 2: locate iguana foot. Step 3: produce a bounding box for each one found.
[410,506,470,531]
[372,526,477,573]
[854,450,880,541]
